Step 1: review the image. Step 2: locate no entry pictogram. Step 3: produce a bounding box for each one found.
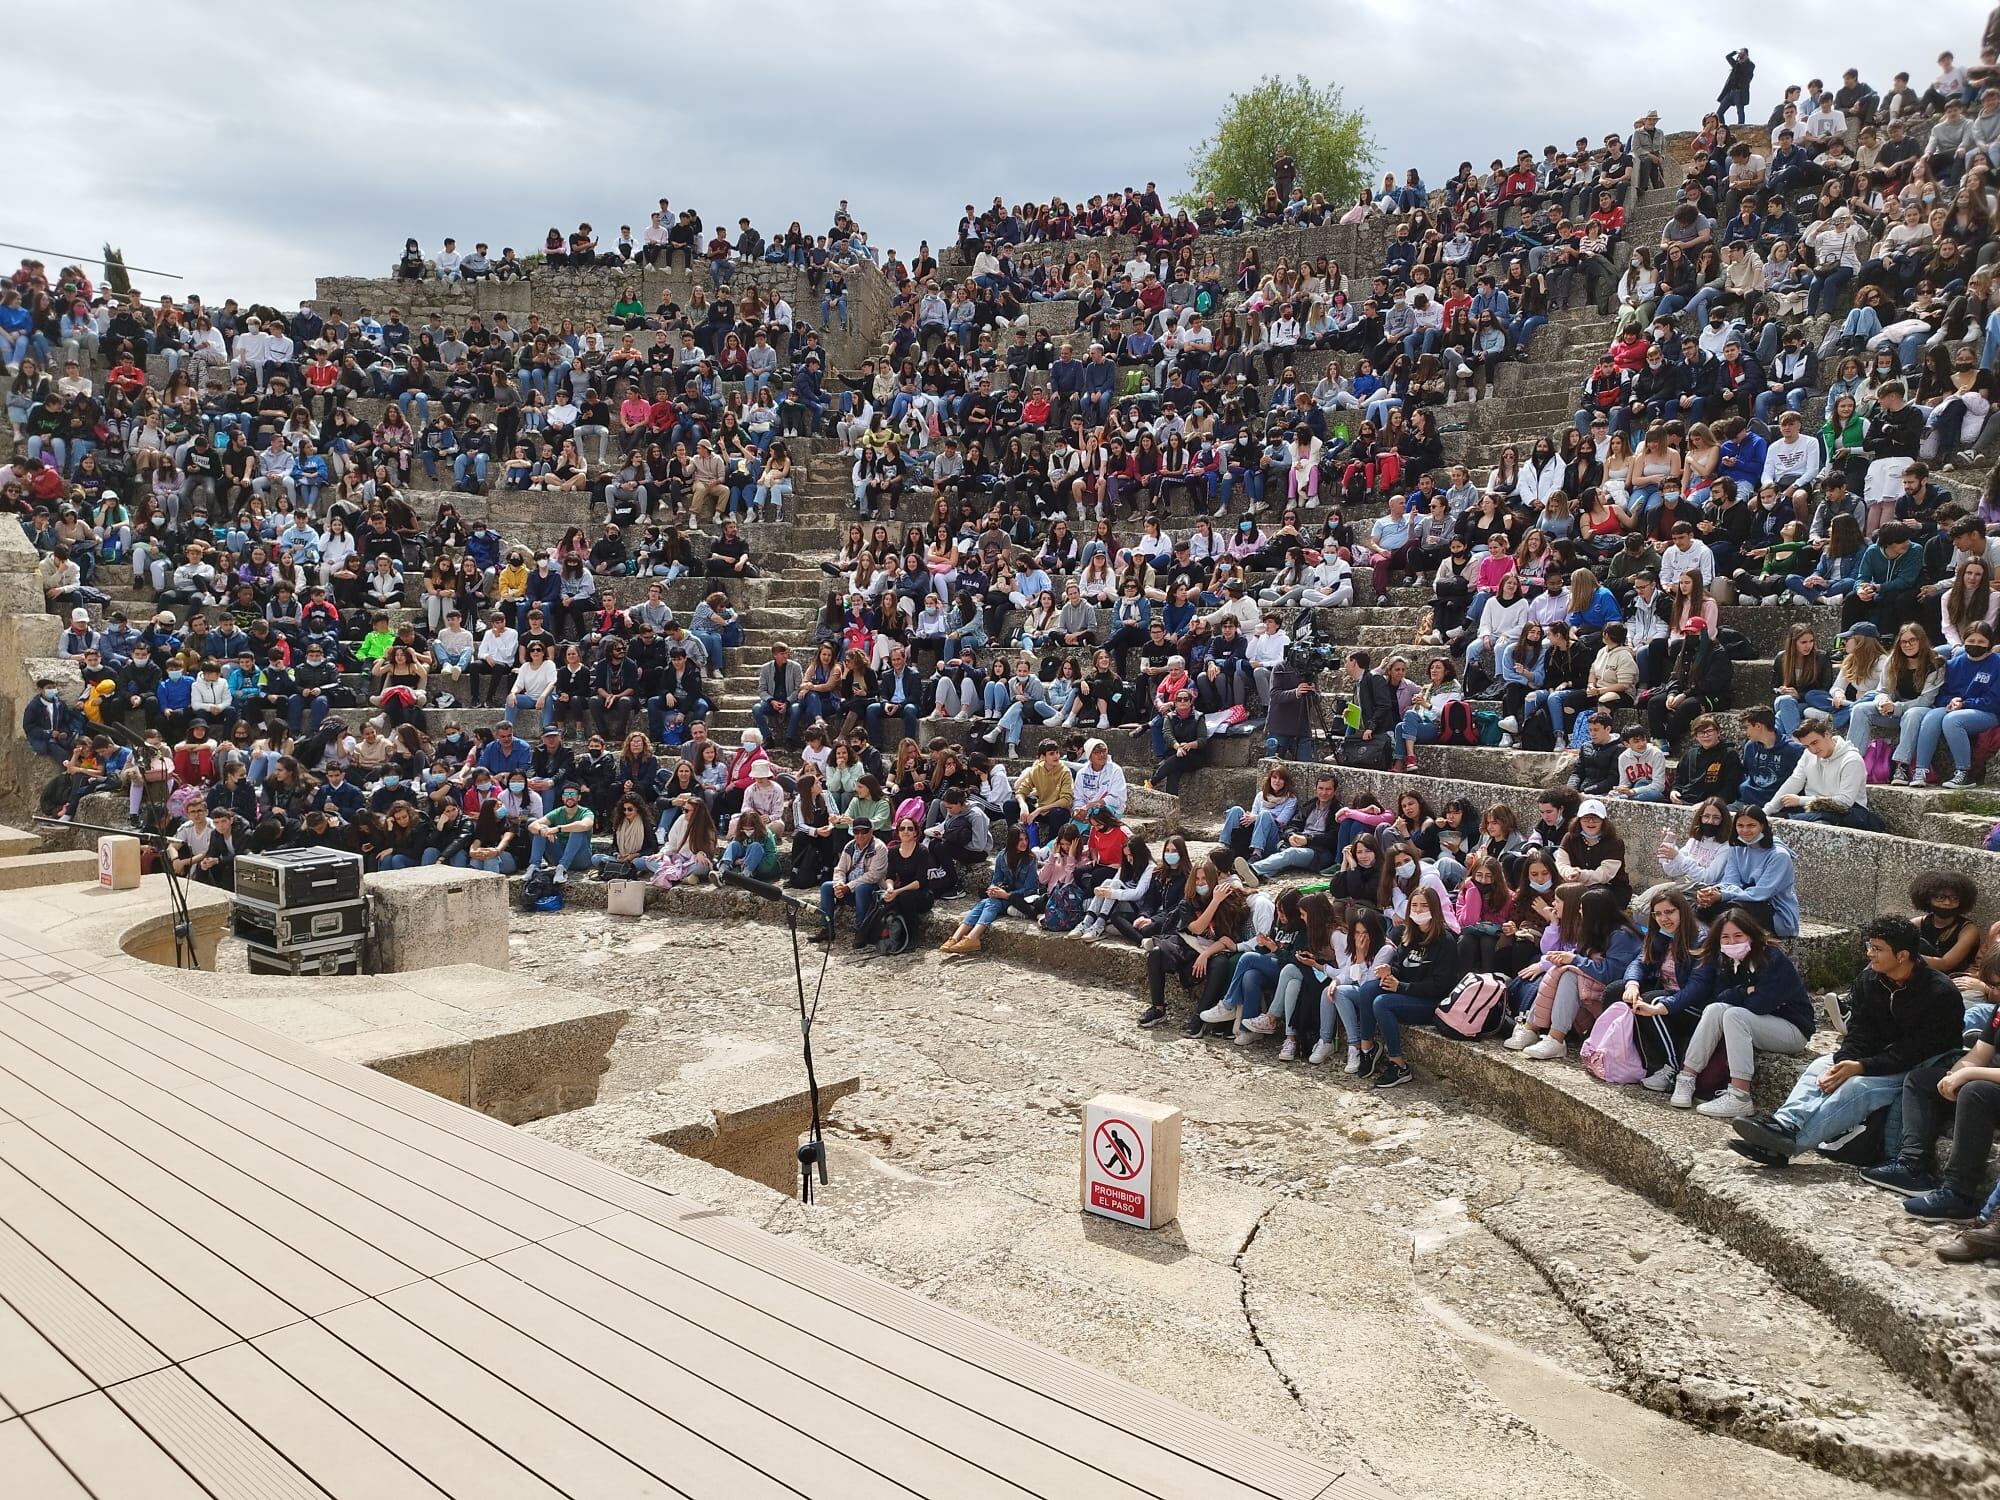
[1092,1118,1144,1180]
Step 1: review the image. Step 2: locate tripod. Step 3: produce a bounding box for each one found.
[36,816,204,970]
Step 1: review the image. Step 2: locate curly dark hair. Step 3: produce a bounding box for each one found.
[1909,870,1978,913]
[1862,914,1924,962]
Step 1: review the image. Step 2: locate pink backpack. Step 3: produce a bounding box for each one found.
[1434,972,1507,1038]
[1580,1003,1646,1084]
[894,795,927,826]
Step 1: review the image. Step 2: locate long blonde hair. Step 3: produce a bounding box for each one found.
[1567,567,1599,617]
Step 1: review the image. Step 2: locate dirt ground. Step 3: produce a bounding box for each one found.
[510,904,1980,1500]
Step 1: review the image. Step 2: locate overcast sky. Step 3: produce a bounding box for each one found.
[25,1,1979,308]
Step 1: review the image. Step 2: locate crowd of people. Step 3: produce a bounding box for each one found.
[10,23,2000,1262]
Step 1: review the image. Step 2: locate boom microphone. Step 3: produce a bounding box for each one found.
[719,869,792,903]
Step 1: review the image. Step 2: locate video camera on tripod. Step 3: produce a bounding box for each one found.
[1283,608,1343,677]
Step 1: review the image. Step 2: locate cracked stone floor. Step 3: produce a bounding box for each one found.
[513,908,1967,1500]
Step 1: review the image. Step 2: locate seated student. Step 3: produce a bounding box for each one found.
[1566,710,1621,796]
[1072,835,1155,943]
[1202,884,1311,1042]
[1908,869,1983,980]
[1669,714,1743,804]
[1734,705,1803,806]
[940,823,1041,956]
[1376,837,1460,938]
[1610,722,1670,802]
[1644,906,1814,1118]
[1730,915,1965,1162]
[1508,884,1646,1062]
[1220,764,1300,871]
[1642,616,1732,747]
[1149,685,1209,794]
[719,809,779,880]
[524,783,595,881]
[1862,951,2000,1227]
[1251,772,1343,879]
[1654,795,1732,892]
[1339,886,1465,1089]
[1554,797,1631,910]
[592,794,661,876]
[1012,739,1074,843]
[1769,711,1879,828]
[1890,619,2000,787]
[1622,885,1710,1089]
[1136,855,1250,1034]
[875,815,941,939]
[1847,621,1942,757]
[1695,802,1799,936]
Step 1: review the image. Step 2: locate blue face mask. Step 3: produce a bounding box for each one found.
[1529,876,1554,892]
[1163,850,1182,867]
[380,775,400,788]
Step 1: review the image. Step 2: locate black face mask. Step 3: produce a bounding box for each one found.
[1969,642,1992,658]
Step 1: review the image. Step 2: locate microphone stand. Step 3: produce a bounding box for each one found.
[37,815,203,970]
[721,871,831,1203]
[788,903,831,1204]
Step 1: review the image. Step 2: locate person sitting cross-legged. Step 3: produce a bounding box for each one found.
[813,817,886,946]
[1730,915,1966,1166]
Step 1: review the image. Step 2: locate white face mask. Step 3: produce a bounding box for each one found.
[1394,860,1417,880]
[1720,938,1752,962]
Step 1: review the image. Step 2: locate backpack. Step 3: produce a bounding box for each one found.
[1336,734,1394,769]
[1040,881,1085,933]
[1472,709,1503,747]
[858,903,913,956]
[1436,700,1477,747]
[1518,712,1557,752]
[1817,1104,1892,1166]
[519,866,560,910]
[1862,737,1894,784]
[1579,1003,1646,1084]
[1434,973,1508,1038]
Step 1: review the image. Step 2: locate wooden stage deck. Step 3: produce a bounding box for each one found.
[0,923,1382,1499]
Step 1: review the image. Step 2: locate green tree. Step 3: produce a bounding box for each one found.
[102,244,132,295]
[1177,75,1375,213]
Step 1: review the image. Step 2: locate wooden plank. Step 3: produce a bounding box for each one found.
[20,1105,368,1317]
[27,1391,211,1499]
[0,1121,300,1342]
[184,1341,452,1500]
[0,1218,167,1390]
[587,1215,1293,1500]
[385,1276,802,1499]
[0,1416,93,1498]
[438,1264,920,1496]
[59,969,674,1225]
[0,982,240,1098]
[253,1320,561,1500]
[320,1298,686,1498]
[0,1025,477,1279]
[681,1210,1340,1500]
[481,1245,1043,1500]
[0,1153,235,1367]
[111,1366,324,1500]
[0,1287,95,1416]
[0,1061,62,1121]
[0,1058,420,1299]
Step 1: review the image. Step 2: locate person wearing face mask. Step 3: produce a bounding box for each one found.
[1137,856,1249,1034]
[22,676,81,769]
[1730,914,1963,1161]
[1623,885,1709,1089]
[1657,797,1734,889]
[1638,906,1813,1118]
[1891,620,2000,787]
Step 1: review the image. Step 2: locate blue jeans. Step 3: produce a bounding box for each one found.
[378,853,417,870]
[1772,689,1833,738]
[503,691,554,731]
[1393,710,1441,760]
[866,701,919,744]
[1251,845,1322,879]
[1773,1054,1910,1154]
[996,698,1058,746]
[1898,705,1999,773]
[1785,573,1856,605]
[473,852,518,874]
[1372,991,1440,1060]
[1222,806,1286,858]
[965,896,1011,927]
[420,847,471,867]
[529,830,592,870]
[1325,977,1383,1044]
[982,681,1014,717]
[453,452,490,488]
[721,840,769,877]
[1221,952,1283,1020]
[819,878,878,929]
[1807,266,1854,319]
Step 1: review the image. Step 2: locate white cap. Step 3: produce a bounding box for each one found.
[1577,798,1608,819]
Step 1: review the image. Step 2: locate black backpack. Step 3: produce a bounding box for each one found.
[1518,711,1558,753]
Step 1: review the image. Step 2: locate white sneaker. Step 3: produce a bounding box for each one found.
[1232,856,1261,890]
[1445,389,1458,406]
[1067,918,1099,939]
[1232,1024,1257,1046]
[1669,1074,1697,1109]
[1498,716,1520,735]
[1343,1046,1362,1074]
[551,865,569,884]
[1278,1037,1298,1061]
[1243,1012,1280,1036]
[1502,1021,1537,1051]
[1696,1086,1755,1119]
[1521,1035,1567,1061]
[1466,387,1480,404]
[1307,1040,1336,1065]
[1641,1064,1677,1092]
[1199,1001,1239,1025]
